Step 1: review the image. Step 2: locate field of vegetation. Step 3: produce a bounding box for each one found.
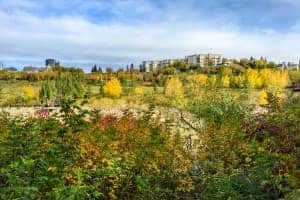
[0,61,300,199]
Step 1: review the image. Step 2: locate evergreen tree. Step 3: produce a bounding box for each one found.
[98,66,102,73]
[106,67,113,73]
[130,63,134,72]
[91,65,97,73]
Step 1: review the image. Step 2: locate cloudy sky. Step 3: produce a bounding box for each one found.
[1,0,300,70]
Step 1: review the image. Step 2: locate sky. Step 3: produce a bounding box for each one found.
[1,0,300,70]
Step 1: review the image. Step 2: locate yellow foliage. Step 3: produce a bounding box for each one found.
[266,70,289,89]
[165,77,184,105]
[22,85,37,100]
[258,69,289,89]
[221,67,232,76]
[103,78,122,98]
[258,90,268,106]
[209,75,217,88]
[194,74,208,87]
[221,75,230,88]
[245,69,263,88]
[232,75,244,88]
[259,68,272,85]
[134,86,144,96]
[275,91,284,106]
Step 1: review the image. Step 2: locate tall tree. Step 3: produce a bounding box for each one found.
[91,65,97,73]
[39,80,54,105]
[130,63,134,72]
[98,66,102,73]
[106,67,113,73]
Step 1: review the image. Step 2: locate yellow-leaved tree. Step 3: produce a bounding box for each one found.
[267,70,289,89]
[22,85,37,101]
[259,68,272,87]
[245,69,263,89]
[221,75,230,88]
[194,74,208,87]
[103,78,122,98]
[232,75,245,88]
[258,69,289,89]
[221,67,232,76]
[165,77,184,105]
[209,75,217,88]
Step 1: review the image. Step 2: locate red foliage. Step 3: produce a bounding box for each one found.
[34,108,50,119]
[98,115,118,131]
[98,114,137,135]
[244,118,296,154]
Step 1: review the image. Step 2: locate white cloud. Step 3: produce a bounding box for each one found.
[0,1,300,69]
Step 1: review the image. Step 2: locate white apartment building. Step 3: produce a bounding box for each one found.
[141,60,160,72]
[160,59,183,66]
[141,53,223,72]
[185,54,222,67]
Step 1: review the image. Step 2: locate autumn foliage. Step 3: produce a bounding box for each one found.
[165,77,184,105]
[103,78,122,98]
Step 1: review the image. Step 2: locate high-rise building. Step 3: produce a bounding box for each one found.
[45,58,60,68]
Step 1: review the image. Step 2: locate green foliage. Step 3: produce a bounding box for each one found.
[0,74,299,199]
[39,80,54,105]
[188,92,300,199]
[55,72,84,103]
[0,102,193,199]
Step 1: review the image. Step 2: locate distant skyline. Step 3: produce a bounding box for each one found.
[1,0,300,70]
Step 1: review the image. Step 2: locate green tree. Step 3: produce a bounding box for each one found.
[173,61,189,72]
[55,72,84,103]
[239,58,250,68]
[91,65,98,73]
[267,61,277,68]
[39,80,54,105]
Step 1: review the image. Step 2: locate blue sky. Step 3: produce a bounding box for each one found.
[1,0,300,70]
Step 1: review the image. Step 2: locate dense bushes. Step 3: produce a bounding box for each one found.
[186,92,300,199]
[0,104,194,199]
[0,92,299,199]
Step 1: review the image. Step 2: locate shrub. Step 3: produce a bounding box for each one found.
[194,74,208,87]
[209,75,217,88]
[221,75,230,88]
[258,90,268,106]
[164,77,184,105]
[245,69,263,88]
[134,86,144,96]
[22,85,37,101]
[0,104,194,199]
[103,78,122,98]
